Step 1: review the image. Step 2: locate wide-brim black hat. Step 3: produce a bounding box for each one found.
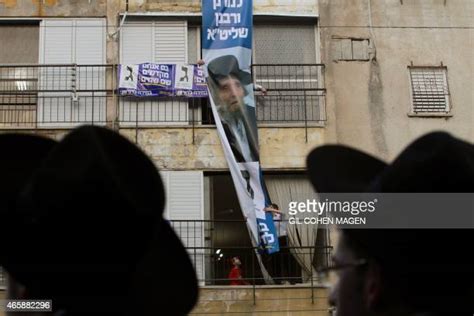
[306,132,474,313]
[207,54,252,85]
[307,131,474,193]
[0,126,198,315]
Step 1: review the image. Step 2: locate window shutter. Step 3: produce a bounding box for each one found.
[409,67,450,113]
[120,20,187,64]
[253,24,321,123]
[75,19,106,123]
[75,19,105,64]
[119,20,188,126]
[153,21,187,63]
[153,21,188,125]
[39,19,105,127]
[162,171,205,285]
[39,20,74,126]
[40,20,74,64]
[120,22,153,64]
[167,171,203,221]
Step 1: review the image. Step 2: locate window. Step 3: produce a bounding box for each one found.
[0,23,39,127]
[119,20,202,126]
[408,66,451,115]
[161,171,205,286]
[253,23,324,124]
[38,19,106,127]
[254,24,317,64]
[332,37,370,61]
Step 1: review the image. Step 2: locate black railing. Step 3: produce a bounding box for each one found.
[0,219,333,296]
[252,64,323,91]
[0,64,113,127]
[1,64,325,129]
[169,219,333,287]
[252,64,326,125]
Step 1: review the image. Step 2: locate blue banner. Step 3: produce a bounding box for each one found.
[202,0,252,50]
[202,0,279,259]
[118,63,208,98]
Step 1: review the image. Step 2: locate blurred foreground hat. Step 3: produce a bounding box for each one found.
[0,126,198,315]
[306,132,474,312]
[307,131,474,193]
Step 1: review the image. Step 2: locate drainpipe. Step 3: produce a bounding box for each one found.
[367,0,377,60]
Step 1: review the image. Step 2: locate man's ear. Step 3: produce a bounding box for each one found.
[364,261,384,311]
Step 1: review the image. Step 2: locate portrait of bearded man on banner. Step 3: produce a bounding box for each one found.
[207,55,259,163]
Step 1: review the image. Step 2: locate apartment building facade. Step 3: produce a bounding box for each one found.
[1,0,472,314]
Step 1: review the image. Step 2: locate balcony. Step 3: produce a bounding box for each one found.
[0,219,332,312]
[168,219,332,287]
[0,64,110,128]
[0,64,326,129]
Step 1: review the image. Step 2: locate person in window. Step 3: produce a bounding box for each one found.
[306,132,474,316]
[0,126,198,316]
[264,203,295,284]
[228,256,249,286]
[206,55,261,163]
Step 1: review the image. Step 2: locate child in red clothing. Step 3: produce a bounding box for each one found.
[228,257,249,285]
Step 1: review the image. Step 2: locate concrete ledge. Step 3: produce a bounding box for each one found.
[191,286,330,315]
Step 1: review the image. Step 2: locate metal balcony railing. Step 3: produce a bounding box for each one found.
[0,219,333,302]
[0,64,113,128]
[252,64,326,124]
[1,64,326,129]
[169,219,333,287]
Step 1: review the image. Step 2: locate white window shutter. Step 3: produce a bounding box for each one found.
[39,18,105,127]
[153,21,187,63]
[40,20,74,64]
[75,19,105,65]
[119,21,188,126]
[165,171,205,285]
[39,20,74,126]
[75,19,106,124]
[120,22,153,64]
[153,21,188,125]
[167,171,203,220]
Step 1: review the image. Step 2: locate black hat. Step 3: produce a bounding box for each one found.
[207,55,252,85]
[306,132,474,313]
[0,126,198,315]
[307,131,474,193]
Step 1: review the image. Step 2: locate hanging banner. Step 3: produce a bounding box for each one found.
[118,63,208,97]
[202,0,279,257]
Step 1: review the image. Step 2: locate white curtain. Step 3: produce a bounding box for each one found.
[266,175,319,282]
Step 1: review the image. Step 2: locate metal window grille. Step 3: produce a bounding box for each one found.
[409,66,450,113]
[254,25,317,64]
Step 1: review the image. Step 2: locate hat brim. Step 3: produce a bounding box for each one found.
[0,133,57,199]
[0,129,198,315]
[2,221,198,315]
[306,145,387,193]
[209,68,252,86]
[207,55,252,85]
[131,220,199,315]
